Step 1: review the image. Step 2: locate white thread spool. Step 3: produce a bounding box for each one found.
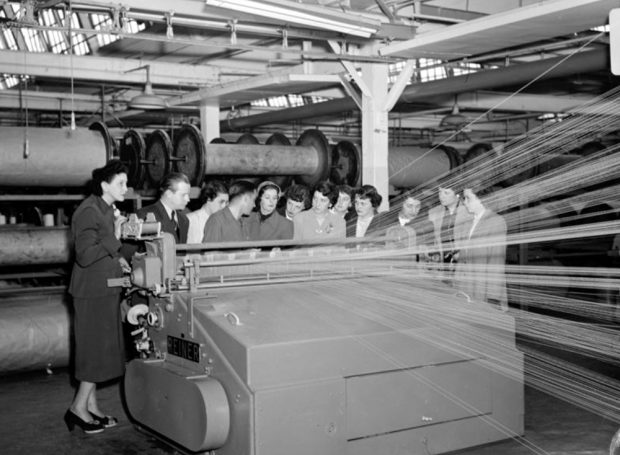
[43,214,55,227]
[8,216,16,224]
[0,214,5,225]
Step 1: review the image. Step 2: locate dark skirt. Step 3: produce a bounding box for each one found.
[73,294,125,383]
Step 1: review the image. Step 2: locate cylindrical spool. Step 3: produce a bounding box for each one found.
[463,142,536,187]
[264,133,293,188]
[235,133,261,185]
[203,131,326,184]
[119,129,146,189]
[388,145,458,189]
[0,227,71,266]
[331,140,361,186]
[173,124,206,186]
[43,214,55,227]
[0,292,70,374]
[0,126,110,187]
[145,129,172,187]
[295,129,331,187]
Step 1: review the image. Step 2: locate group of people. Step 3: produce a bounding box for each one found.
[65,160,508,435]
[138,175,434,244]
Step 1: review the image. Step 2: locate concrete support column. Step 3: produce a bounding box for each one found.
[360,62,389,212]
[199,101,220,144]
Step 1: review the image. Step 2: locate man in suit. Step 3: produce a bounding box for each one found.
[455,183,508,311]
[378,194,436,250]
[428,185,472,263]
[137,172,191,243]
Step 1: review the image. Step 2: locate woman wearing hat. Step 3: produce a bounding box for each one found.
[246,180,293,241]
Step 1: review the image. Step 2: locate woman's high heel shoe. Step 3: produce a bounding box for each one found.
[64,409,104,434]
[90,413,118,428]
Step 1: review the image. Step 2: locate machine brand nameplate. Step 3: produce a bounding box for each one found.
[167,336,200,362]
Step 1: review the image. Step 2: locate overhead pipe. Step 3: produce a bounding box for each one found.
[221,48,609,131]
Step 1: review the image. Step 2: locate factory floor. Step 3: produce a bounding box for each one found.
[1,343,618,455]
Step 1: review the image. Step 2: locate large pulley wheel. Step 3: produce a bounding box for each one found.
[89,121,117,161]
[145,129,172,188]
[296,129,331,187]
[236,133,259,144]
[119,130,146,189]
[438,144,462,168]
[265,133,292,188]
[173,124,205,186]
[330,140,360,186]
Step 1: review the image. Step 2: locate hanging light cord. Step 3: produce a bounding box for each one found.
[68,0,75,130]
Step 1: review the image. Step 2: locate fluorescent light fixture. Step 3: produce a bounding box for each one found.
[205,0,378,38]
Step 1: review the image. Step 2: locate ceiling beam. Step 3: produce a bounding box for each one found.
[380,0,616,59]
[0,89,103,112]
[169,65,341,107]
[450,91,595,114]
[0,49,220,86]
[220,47,609,131]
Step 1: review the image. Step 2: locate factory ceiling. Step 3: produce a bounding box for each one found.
[0,0,618,144]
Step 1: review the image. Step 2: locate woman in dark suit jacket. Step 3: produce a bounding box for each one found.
[65,160,131,434]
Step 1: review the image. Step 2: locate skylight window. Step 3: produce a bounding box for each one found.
[91,13,145,47]
[0,74,20,89]
[251,94,327,109]
[0,11,19,50]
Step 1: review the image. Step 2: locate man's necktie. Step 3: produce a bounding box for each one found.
[172,211,180,239]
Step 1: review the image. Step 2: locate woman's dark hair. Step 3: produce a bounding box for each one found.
[90,160,128,196]
[313,181,338,206]
[355,184,383,208]
[255,181,281,210]
[198,180,228,206]
[283,184,310,209]
[335,184,354,199]
[228,180,256,202]
[159,172,190,197]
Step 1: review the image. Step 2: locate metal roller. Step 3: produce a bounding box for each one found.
[0,291,70,374]
[463,142,536,187]
[0,227,71,266]
[231,133,263,184]
[119,129,147,189]
[0,125,112,187]
[331,141,361,186]
[168,127,332,188]
[174,124,205,186]
[145,129,173,187]
[264,133,293,188]
[388,145,460,189]
[295,129,331,186]
[89,121,117,158]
